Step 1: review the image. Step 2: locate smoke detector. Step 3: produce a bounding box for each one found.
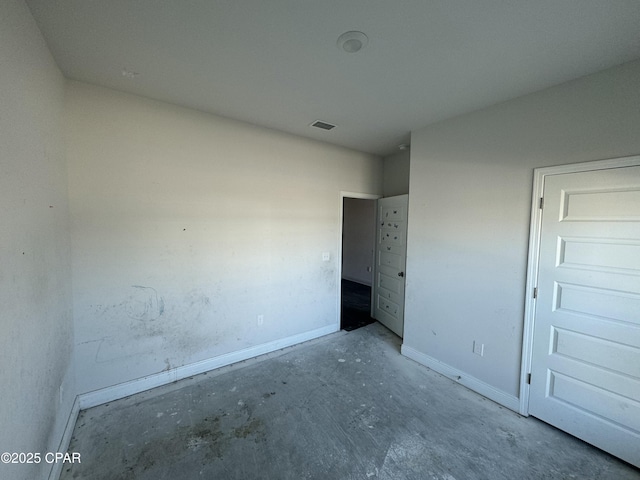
[337,31,368,53]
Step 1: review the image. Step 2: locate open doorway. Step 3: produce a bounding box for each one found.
[340,196,377,331]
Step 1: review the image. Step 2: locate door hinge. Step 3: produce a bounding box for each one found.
[539,197,544,209]
[533,287,537,299]
[527,373,531,385]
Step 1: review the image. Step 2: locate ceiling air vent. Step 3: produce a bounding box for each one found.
[310,120,336,131]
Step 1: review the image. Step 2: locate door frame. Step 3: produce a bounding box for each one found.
[338,192,382,330]
[519,154,640,416]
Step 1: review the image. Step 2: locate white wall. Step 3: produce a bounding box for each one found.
[404,60,640,402]
[0,1,75,479]
[383,150,410,197]
[65,81,383,395]
[342,198,375,286]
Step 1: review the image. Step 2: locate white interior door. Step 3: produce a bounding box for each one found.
[373,195,408,337]
[529,165,640,467]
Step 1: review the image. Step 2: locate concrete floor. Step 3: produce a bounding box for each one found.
[61,323,639,480]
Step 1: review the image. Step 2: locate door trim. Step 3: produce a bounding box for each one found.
[519,154,640,416]
[338,192,382,330]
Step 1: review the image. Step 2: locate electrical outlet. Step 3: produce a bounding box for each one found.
[322,252,330,262]
[257,314,264,326]
[473,341,484,357]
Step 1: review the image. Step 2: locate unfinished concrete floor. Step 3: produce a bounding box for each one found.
[62,323,639,480]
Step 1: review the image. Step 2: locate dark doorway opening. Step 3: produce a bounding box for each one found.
[341,279,375,331]
[340,196,377,331]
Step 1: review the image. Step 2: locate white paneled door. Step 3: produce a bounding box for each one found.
[373,195,408,337]
[529,165,640,467]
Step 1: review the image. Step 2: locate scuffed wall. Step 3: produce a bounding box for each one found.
[66,81,383,394]
[0,1,75,479]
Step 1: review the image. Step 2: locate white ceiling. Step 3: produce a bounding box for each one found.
[26,0,640,156]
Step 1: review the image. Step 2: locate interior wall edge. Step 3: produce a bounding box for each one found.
[46,396,80,480]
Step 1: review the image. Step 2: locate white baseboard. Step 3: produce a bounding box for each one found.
[79,324,338,410]
[401,345,520,413]
[48,396,80,480]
